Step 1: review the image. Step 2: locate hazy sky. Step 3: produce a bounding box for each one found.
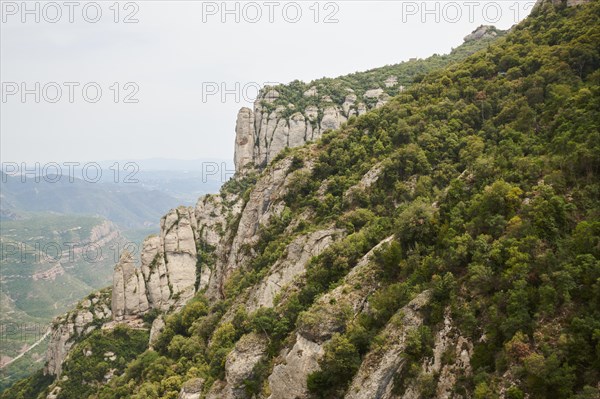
[1,0,535,164]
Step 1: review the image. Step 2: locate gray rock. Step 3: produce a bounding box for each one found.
[140,235,171,311]
[45,290,112,376]
[178,378,205,399]
[160,207,198,305]
[232,84,384,172]
[303,86,318,97]
[344,291,432,399]
[247,228,343,312]
[268,334,324,399]
[234,107,255,171]
[209,158,296,299]
[266,236,395,398]
[384,76,398,87]
[149,316,165,348]
[463,25,497,42]
[210,333,268,399]
[111,252,148,320]
[364,88,384,98]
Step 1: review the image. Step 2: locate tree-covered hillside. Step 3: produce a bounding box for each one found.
[2,1,599,398]
[263,26,505,117]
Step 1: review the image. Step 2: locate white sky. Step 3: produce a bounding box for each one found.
[1,1,535,164]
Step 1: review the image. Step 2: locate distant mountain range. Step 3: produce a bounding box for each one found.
[0,158,231,228]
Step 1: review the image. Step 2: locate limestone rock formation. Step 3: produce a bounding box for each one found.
[207,333,268,399]
[44,290,112,376]
[247,227,344,312]
[401,311,473,399]
[208,157,298,298]
[234,107,255,171]
[178,378,204,399]
[344,291,432,399]
[463,25,498,42]
[233,85,392,172]
[268,334,324,399]
[160,207,198,304]
[266,236,395,399]
[111,251,148,320]
[149,315,165,347]
[111,205,206,321]
[140,234,171,311]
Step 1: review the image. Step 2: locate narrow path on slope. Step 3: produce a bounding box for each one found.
[0,329,50,370]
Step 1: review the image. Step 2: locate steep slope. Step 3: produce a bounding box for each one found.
[3,1,600,398]
[0,214,134,390]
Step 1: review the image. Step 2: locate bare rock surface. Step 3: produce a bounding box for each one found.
[44,290,112,377]
[344,291,432,399]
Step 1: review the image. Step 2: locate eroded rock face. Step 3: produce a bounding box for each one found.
[207,333,268,399]
[206,157,298,299]
[344,162,384,203]
[463,25,498,42]
[44,290,112,376]
[149,316,165,348]
[178,378,205,399]
[344,291,432,399]
[140,235,171,311]
[195,194,233,249]
[235,107,255,171]
[233,86,392,172]
[112,205,205,320]
[266,236,395,398]
[112,252,148,320]
[247,228,344,312]
[400,311,473,399]
[268,334,324,399]
[160,207,198,304]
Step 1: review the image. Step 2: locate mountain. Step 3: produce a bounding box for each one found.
[0,214,135,389]
[2,1,599,398]
[0,172,178,229]
[234,25,506,170]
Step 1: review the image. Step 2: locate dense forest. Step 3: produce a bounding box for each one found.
[2,1,599,398]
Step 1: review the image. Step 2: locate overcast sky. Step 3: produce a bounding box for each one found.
[1,0,535,164]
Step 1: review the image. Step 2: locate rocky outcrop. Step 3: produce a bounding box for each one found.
[44,290,112,376]
[234,107,255,171]
[148,316,165,347]
[178,378,205,399]
[344,290,432,399]
[405,311,473,399]
[345,307,473,399]
[247,227,343,312]
[266,236,395,399]
[463,25,499,42]
[160,207,198,303]
[140,235,171,311]
[207,333,268,399]
[268,334,324,399]
[234,86,391,171]
[207,157,300,299]
[344,162,384,203]
[111,252,148,320]
[111,205,206,319]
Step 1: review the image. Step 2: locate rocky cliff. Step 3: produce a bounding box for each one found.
[232,24,514,172]
[234,86,391,171]
[44,289,112,377]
